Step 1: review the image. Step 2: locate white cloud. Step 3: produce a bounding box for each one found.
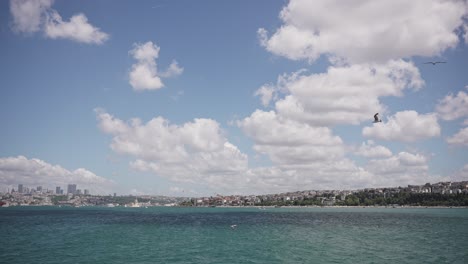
[244,163,374,193]
[44,11,109,44]
[355,140,392,158]
[436,88,468,121]
[447,127,468,146]
[365,152,431,186]
[129,42,183,91]
[95,109,446,194]
[363,110,440,142]
[10,0,108,44]
[273,60,423,126]
[259,0,468,63]
[96,110,248,185]
[0,156,114,194]
[254,85,276,107]
[254,69,307,107]
[236,109,421,191]
[238,110,346,165]
[96,109,381,193]
[160,60,184,78]
[10,0,53,33]
[464,24,468,44]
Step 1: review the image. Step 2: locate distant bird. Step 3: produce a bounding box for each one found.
[230,225,237,229]
[423,61,446,65]
[373,113,382,123]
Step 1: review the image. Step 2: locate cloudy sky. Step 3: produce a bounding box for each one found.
[1,0,467,196]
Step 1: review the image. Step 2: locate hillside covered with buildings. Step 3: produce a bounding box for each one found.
[1,181,468,208]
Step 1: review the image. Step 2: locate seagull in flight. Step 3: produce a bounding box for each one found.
[230,225,237,229]
[373,113,382,123]
[423,61,446,65]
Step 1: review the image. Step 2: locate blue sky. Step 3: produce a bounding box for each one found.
[1,0,467,196]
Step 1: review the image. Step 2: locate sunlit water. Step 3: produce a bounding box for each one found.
[1,207,467,263]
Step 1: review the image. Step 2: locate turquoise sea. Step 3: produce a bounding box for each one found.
[1,206,467,264]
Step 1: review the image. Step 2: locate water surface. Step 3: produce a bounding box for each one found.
[1,206,467,263]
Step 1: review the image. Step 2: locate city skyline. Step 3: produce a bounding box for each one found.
[1,0,468,196]
[7,183,89,195]
[3,179,467,200]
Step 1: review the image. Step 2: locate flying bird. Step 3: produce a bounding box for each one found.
[423,61,446,65]
[373,113,382,123]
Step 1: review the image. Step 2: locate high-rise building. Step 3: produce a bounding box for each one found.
[18,184,23,193]
[84,189,89,195]
[56,186,61,194]
[67,184,77,195]
[37,186,42,193]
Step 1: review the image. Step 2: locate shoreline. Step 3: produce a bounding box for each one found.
[2,204,468,209]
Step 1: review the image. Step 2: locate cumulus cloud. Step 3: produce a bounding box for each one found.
[254,85,276,107]
[235,60,442,191]
[259,0,468,63]
[160,61,184,78]
[355,140,392,158]
[363,110,440,142]
[129,42,183,91]
[0,156,114,194]
[44,11,109,44]
[237,109,433,190]
[436,88,468,121]
[464,24,468,44]
[10,0,52,33]
[96,109,381,193]
[254,69,307,107]
[365,152,431,186]
[95,109,446,194]
[237,109,419,191]
[238,110,346,166]
[236,106,441,190]
[244,163,374,193]
[447,127,468,146]
[273,60,423,126]
[10,0,108,44]
[96,110,247,185]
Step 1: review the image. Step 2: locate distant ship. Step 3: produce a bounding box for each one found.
[129,198,140,208]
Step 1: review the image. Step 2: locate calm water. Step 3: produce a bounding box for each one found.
[1,206,467,264]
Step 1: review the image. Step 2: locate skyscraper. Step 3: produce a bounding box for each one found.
[67,184,77,195]
[18,184,23,193]
[56,186,61,194]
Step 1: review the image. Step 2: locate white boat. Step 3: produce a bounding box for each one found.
[129,198,140,207]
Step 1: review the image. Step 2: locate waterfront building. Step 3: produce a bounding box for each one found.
[56,186,61,194]
[37,186,42,193]
[18,184,23,193]
[67,184,77,195]
[84,189,89,195]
